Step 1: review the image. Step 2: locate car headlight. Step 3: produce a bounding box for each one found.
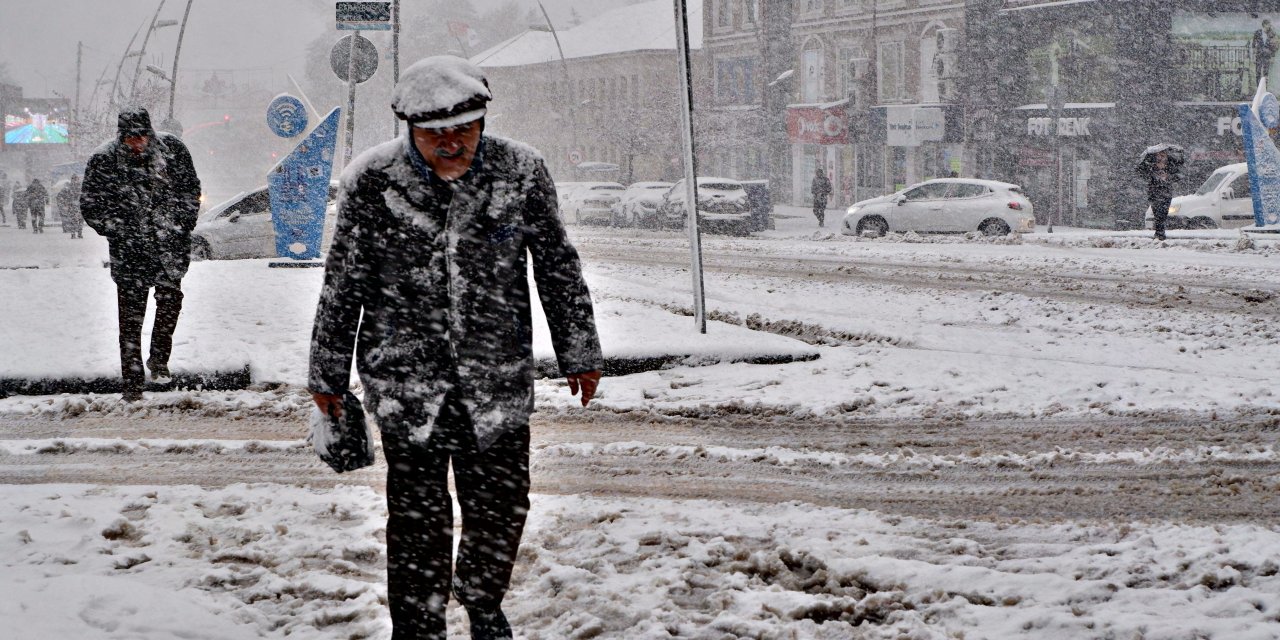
[1168,204,1180,215]
[846,205,861,216]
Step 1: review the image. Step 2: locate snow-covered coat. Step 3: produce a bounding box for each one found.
[25,180,48,213]
[80,131,201,287]
[309,134,603,451]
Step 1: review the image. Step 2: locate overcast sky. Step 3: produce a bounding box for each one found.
[0,0,622,100]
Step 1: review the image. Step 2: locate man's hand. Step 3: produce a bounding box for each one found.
[312,392,343,419]
[566,370,602,407]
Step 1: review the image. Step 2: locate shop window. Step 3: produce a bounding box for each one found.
[1024,22,1117,104]
[716,58,757,105]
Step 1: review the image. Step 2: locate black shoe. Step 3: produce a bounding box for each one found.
[148,362,172,384]
[122,390,143,402]
[466,607,512,640]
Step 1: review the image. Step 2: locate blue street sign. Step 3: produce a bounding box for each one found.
[266,94,308,138]
[268,108,341,260]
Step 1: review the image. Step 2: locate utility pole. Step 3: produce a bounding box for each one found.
[391,0,400,138]
[673,0,705,333]
[74,42,83,131]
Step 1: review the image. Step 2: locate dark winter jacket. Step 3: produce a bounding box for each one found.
[310,134,603,451]
[812,174,832,202]
[1136,161,1180,202]
[81,114,201,287]
[11,186,26,218]
[26,180,48,212]
[57,180,83,230]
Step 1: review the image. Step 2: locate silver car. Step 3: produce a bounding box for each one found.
[612,181,674,227]
[657,177,753,235]
[191,182,339,260]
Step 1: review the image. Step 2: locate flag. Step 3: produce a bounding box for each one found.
[447,20,481,49]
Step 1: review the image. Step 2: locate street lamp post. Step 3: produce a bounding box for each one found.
[162,0,196,133]
[533,1,580,180]
[127,0,171,102]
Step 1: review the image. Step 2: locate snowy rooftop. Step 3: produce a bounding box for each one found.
[472,0,703,69]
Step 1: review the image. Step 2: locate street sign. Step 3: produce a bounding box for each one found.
[568,149,584,166]
[268,107,341,261]
[330,34,378,84]
[336,2,391,30]
[266,94,308,138]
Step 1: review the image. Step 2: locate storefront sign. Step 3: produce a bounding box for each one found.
[1216,116,1244,136]
[786,101,849,145]
[886,106,945,146]
[1026,117,1092,136]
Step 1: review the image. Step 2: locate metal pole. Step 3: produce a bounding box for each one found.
[392,0,400,138]
[128,0,168,102]
[537,1,579,180]
[673,0,706,333]
[168,0,195,122]
[74,42,82,131]
[110,24,145,111]
[344,32,360,167]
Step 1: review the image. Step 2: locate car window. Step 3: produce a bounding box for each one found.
[592,185,623,191]
[903,183,948,201]
[947,184,989,199]
[1195,171,1231,196]
[701,182,743,191]
[1229,174,1251,199]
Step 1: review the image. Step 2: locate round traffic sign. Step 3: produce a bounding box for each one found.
[330,34,378,84]
[266,94,308,138]
[568,149,584,166]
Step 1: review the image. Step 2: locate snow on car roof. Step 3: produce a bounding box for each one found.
[472,0,703,68]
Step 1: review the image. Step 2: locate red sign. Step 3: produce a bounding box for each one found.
[786,103,849,145]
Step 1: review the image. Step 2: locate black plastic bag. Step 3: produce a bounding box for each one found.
[308,391,375,473]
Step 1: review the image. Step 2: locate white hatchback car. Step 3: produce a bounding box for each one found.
[612,181,674,227]
[841,178,1035,237]
[191,182,339,260]
[561,182,624,225]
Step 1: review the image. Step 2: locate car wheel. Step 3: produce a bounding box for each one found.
[979,218,1011,236]
[1188,216,1217,230]
[190,237,212,261]
[855,216,888,238]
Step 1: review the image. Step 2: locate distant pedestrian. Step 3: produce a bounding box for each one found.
[26,179,48,234]
[0,181,8,224]
[1137,148,1182,241]
[811,167,832,227]
[81,107,202,402]
[58,175,85,238]
[1253,19,1279,83]
[12,181,28,229]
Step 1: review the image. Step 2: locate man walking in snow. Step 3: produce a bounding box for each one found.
[11,181,27,229]
[25,179,48,234]
[81,107,202,402]
[309,56,603,640]
[58,174,85,238]
[811,167,832,227]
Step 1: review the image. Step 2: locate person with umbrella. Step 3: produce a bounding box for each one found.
[1136,144,1184,241]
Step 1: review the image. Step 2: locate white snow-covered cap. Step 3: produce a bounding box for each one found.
[392,56,492,129]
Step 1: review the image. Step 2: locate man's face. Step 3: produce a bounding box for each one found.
[123,134,150,155]
[411,119,482,181]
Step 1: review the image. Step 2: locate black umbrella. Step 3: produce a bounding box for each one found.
[1137,143,1186,170]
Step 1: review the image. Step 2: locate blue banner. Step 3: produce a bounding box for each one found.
[1240,85,1280,227]
[267,107,341,260]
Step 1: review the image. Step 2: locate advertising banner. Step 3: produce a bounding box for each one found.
[786,100,849,145]
[4,99,70,145]
[267,108,341,260]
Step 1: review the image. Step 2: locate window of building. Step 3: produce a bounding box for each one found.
[717,0,731,28]
[744,0,758,24]
[716,58,757,105]
[877,41,905,102]
[802,47,824,102]
[803,0,824,15]
[632,75,640,102]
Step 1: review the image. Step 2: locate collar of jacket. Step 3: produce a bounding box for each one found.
[404,131,486,185]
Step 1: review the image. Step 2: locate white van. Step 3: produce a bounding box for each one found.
[1145,162,1256,229]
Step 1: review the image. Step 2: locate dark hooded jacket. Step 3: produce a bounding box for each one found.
[26,180,48,212]
[309,134,603,451]
[81,109,201,287]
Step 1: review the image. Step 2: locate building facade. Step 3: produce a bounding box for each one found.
[473,0,706,184]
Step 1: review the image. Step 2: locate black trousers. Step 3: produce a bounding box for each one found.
[1150,194,1171,239]
[813,198,827,226]
[29,205,44,233]
[117,281,184,393]
[383,393,531,639]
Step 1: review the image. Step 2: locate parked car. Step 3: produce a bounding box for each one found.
[1144,162,1255,230]
[612,181,674,227]
[560,181,624,225]
[554,181,588,211]
[840,178,1035,237]
[191,182,340,260]
[657,177,753,235]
